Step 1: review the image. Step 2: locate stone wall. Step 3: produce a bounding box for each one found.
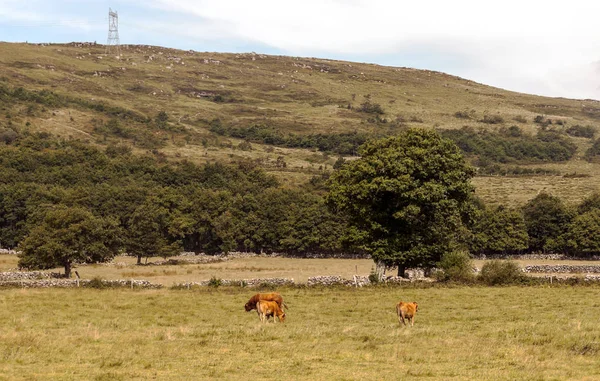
[0,279,162,289]
[523,265,600,274]
[475,254,600,261]
[0,271,62,281]
[175,277,295,288]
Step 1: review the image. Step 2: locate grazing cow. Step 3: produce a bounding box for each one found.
[256,300,286,323]
[396,301,418,327]
[244,292,288,312]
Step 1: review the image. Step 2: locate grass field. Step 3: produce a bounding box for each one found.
[1,286,600,380]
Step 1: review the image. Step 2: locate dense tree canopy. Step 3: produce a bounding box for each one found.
[18,206,121,277]
[327,128,475,275]
[522,193,572,253]
[559,210,600,257]
[470,206,529,255]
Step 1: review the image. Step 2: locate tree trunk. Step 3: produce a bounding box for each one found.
[137,255,142,265]
[64,261,71,278]
[375,261,385,281]
[397,264,406,278]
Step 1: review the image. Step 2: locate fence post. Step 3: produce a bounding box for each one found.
[131,279,134,290]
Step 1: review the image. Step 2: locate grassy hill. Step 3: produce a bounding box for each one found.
[1,42,599,204]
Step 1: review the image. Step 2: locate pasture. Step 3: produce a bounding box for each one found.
[1,286,600,380]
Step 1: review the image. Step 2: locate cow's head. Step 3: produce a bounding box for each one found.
[279,313,286,323]
[244,302,252,312]
[413,302,418,312]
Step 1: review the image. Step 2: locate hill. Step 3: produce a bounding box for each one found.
[0,42,599,204]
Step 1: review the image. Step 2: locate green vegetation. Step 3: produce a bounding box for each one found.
[209,122,371,155]
[18,206,121,277]
[585,138,600,161]
[566,124,596,138]
[2,127,600,276]
[434,250,475,283]
[479,260,526,285]
[470,206,529,255]
[441,126,578,164]
[327,129,475,275]
[522,193,572,253]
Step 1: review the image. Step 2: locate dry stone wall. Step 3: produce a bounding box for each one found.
[176,277,295,288]
[0,279,162,289]
[523,265,600,274]
[0,271,61,281]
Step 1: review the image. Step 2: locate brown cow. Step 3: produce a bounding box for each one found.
[244,292,288,312]
[396,301,418,327]
[256,300,286,323]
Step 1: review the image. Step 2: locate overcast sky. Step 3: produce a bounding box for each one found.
[1,0,599,100]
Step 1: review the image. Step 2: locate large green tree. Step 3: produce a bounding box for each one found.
[123,197,184,264]
[18,206,121,277]
[522,192,572,253]
[555,210,600,257]
[326,128,475,276]
[470,206,529,255]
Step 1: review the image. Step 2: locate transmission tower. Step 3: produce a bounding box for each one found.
[106,8,121,56]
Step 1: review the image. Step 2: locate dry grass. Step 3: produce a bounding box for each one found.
[4,254,600,286]
[1,286,600,380]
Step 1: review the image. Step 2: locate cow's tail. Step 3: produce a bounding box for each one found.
[283,301,289,311]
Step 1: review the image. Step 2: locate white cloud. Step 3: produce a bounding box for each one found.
[146,0,600,99]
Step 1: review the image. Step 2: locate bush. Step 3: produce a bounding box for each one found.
[479,260,525,285]
[357,100,384,115]
[566,125,596,139]
[481,115,504,124]
[513,115,527,123]
[454,110,472,119]
[534,115,552,127]
[368,267,380,284]
[208,276,222,288]
[435,251,475,283]
[86,277,108,289]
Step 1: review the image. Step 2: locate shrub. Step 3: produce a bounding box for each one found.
[237,141,253,151]
[368,267,380,284]
[454,110,472,119]
[479,260,525,285]
[86,277,108,289]
[435,251,475,283]
[566,125,596,139]
[208,276,222,288]
[357,100,384,115]
[481,115,505,124]
[534,115,552,127]
[584,138,600,161]
[513,115,527,123]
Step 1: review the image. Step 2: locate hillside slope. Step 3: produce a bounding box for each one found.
[0,42,599,204]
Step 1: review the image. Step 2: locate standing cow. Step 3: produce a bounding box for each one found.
[396,301,418,327]
[256,300,286,323]
[244,292,288,312]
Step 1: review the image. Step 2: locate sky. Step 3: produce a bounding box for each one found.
[1,0,599,100]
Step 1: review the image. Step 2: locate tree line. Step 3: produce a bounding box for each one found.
[1,128,600,277]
